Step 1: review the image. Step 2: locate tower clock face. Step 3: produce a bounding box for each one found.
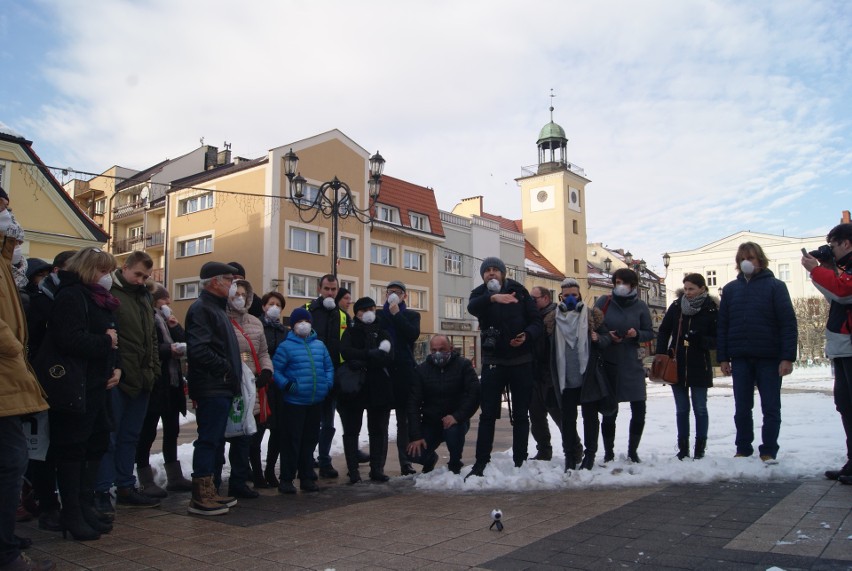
[529,185,555,212]
[567,186,582,213]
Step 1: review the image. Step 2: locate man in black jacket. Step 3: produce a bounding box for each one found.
[185,262,242,516]
[466,257,542,479]
[407,335,479,474]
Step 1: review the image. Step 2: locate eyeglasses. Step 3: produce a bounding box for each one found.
[386,289,404,296]
[531,296,542,301]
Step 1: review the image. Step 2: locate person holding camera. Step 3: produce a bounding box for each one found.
[466,257,542,478]
[802,224,852,483]
[718,242,797,463]
[595,268,655,463]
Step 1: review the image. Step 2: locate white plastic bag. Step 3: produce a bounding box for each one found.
[224,362,258,437]
[22,412,50,461]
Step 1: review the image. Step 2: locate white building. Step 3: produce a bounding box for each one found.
[663,231,825,305]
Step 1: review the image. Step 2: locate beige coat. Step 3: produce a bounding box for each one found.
[0,230,48,417]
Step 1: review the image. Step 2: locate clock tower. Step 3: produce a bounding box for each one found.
[517,102,590,291]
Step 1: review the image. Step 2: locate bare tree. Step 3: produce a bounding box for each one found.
[793,296,830,364]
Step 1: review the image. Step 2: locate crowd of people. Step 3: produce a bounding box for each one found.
[2,179,851,570]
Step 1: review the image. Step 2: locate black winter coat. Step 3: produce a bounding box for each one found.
[656,296,718,388]
[44,273,118,392]
[261,316,288,358]
[467,278,542,366]
[407,353,480,441]
[185,289,242,400]
[306,297,351,368]
[339,319,395,409]
[25,276,60,361]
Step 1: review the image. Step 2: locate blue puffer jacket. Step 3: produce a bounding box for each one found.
[272,330,334,406]
[717,269,798,363]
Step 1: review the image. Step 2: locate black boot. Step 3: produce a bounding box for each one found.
[368,429,389,482]
[627,432,643,464]
[249,444,269,489]
[57,462,100,541]
[564,455,577,472]
[80,461,112,534]
[677,438,690,460]
[342,434,361,484]
[694,438,707,460]
[601,421,616,462]
[531,447,552,461]
[580,452,595,470]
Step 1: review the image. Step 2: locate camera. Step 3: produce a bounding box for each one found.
[808,244,834,262]
[481,327,500,353]
[491,509,502,521]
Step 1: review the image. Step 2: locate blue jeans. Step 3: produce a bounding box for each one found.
[732,358,782,458]
[192,396,231,479]
[671,384,709,440]
[317,396,336,468]
[475,362,533,465]
[97,387,151,492]
[412,420,470,468]
[0,417,28,566]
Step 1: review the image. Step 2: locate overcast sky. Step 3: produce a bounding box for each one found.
[2,0,850,272]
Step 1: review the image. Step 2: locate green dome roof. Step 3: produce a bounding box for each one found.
[536,121,566,144]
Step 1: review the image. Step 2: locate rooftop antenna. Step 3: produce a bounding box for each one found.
[549,88,556,121]
[224,141,232,150]
[199,137,205,145]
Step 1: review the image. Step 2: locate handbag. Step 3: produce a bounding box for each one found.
[581,352,617,416]
[650,314,682,384]
[334,364,366,396]
[225,362,258,438]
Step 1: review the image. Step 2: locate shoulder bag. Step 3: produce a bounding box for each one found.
[650,314,681,384]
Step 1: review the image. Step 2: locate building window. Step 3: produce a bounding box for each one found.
[573,259,580,274]
[444,296,464,319]
[288,274,315,298]
[407,289,426,310]
[295,184,321,207]
[128,225,143,239]
[778,264,791,282]
[572,219,578,234]
[507,267,517,280]
[177,235,213,258]
[175,281,199,300]
[377,205,399,224]
[403,250,425,271]
[706,270,717,286]
[94,198,106,215]
[339,236,355,260]
[339,279,355,297]
[444,252,462,275]
[0,162,6,188]
[178,192,214,215]
[289,227,323,254]
[410,212,430,232]
[370,244,395,266]
[369,285,383,304]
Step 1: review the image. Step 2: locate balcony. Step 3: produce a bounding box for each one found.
[113,237,146,255]
[145,230,165,248]
[150,268,165,283]
[112,200,145,221]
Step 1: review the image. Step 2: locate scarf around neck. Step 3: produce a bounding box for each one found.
[680,292,708,316]
[554,304,590,392]
[84,283,121,311]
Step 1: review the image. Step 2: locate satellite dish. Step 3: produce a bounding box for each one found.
[140,187,150,202]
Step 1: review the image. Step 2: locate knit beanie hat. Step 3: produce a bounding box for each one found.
[289,307,312,328]
[479,256,506,277]
[353,297,377,314]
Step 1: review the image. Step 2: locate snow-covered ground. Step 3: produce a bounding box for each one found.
[150,365,845,492]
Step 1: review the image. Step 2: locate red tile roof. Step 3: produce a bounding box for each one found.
[372,175,444,237]
[525,240,563,279]
[480,212,522,233]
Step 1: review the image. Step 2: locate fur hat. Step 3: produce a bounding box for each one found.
[479,256,506,277]
[289,307,312,327]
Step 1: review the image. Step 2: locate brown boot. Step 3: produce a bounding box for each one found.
[164,462,193,492]
[187,477,229,516]
[209,481,237,508]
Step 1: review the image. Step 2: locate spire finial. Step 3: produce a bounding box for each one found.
[549,88,556,121]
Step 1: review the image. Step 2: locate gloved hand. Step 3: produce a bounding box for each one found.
[256,369,272,388]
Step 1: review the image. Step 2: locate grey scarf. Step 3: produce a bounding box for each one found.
[680,292,707,316]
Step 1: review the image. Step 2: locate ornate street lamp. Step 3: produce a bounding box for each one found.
[603,257,612,274]
[663,252,671,269]
[283,148,385,277]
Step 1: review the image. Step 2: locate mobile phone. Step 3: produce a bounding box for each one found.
[801,247,809,256]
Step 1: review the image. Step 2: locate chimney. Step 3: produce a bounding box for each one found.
[217,149,232,166]
[842,210,851,224]
[204,146,219,170]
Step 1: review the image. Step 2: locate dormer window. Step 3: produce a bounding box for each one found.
[376,204,399,224]
[410,212,430,232]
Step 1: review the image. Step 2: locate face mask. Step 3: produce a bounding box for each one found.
[228,282,238,298]
[265,305,281,320]
[294,321,312,337]
[430,351,451,367]
[559,294,579,312]
[97,274,113,290]
[11,245,22,265]
[322,296,336,310]
[487,279,501,293]
[50,272,60,286]
[230,296,246,310]
[361,311,376,324]
[740,260,755,275]
[613,284,631,296]
[0,210,12,231]
[387,292,400,306]
[160,304,172,319]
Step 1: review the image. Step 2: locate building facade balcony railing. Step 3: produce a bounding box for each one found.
[113,237,145,255]
[112,200,146,220]
[145,230,165,248]
[150,268,165,283]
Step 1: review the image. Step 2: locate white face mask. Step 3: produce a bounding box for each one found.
[613,284,631,296]
[294,321,312,337]
[322,296,336,310]
[486,279,501,293]
[230,296,246,310]
[0,210,12,231]
[740,260,755,275]
[160,304,172,318]
[360,310,376,324]
[11,245,22,265]
[228,282,238,298]
[265,305,281,320]
[97,274,113,290]
[50,272,60,286]
[387,292,400,306]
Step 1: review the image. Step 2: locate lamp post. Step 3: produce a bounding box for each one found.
[603,257,612,274]
[282,148,385,278]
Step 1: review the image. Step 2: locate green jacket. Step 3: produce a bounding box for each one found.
[111,269,160,397]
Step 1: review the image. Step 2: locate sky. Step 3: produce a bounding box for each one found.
[160,365,844,491]
[2,0,851,271]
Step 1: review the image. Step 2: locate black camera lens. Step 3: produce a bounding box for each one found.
[808,244,834,262]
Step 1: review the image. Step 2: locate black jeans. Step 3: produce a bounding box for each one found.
[338,402,390,474]
[136,384,183,466]
[280,402,322,482]
[0,417,28,566]
[529,376,563,453]
[561,388,601,456]
[834,356,852,460]
[475,362,533,465]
